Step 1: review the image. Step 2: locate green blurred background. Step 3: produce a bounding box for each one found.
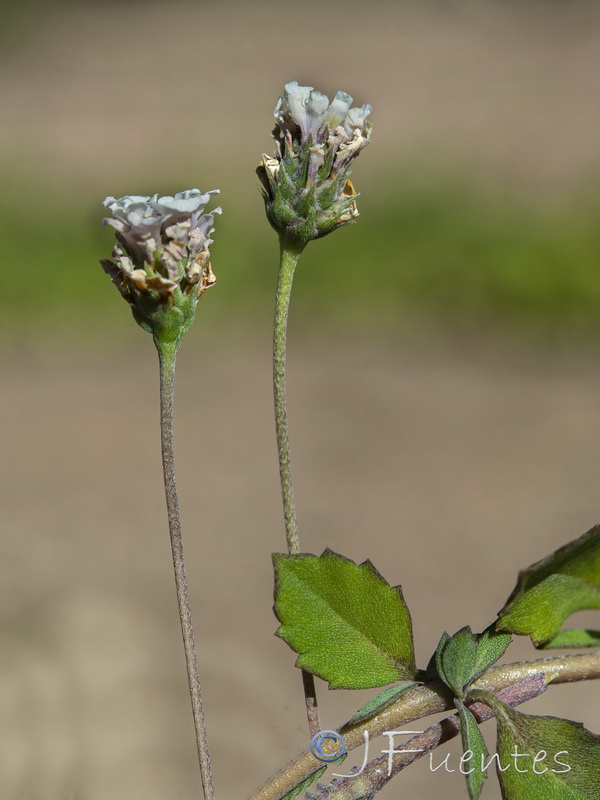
[3,0,600,348]
[4,3,600,800]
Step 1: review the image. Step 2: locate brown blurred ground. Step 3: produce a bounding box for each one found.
[3,1,600,799]
[3,333,600,800]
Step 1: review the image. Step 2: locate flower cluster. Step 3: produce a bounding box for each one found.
[101,189,221,344]
[257,81,372,245]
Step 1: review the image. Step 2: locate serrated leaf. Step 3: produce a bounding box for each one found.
[343,681,419,728]
[436,627,478,698]
[539,629,600,650]
[456,700,489,800]
[484,696,600,799]
[273,550,416,689]
[474,626,512,677]
[281,765,327,800]
[497,526,600,645]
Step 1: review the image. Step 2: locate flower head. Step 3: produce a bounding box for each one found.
[257,81,372,244]
[100,189,221,345]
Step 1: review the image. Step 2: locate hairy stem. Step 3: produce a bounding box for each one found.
[273,237,303,554]
[273,237,320,736]
[310,674,549,800]
[248,651,600,800]
[157,340,215,800]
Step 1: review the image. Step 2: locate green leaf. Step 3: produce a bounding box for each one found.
[280,766,328,800]
[456,700,489,800]
[474,626,512,677]
[429,631,450,681]
[435,627,478,698]
[497,526,600,645]
[539,629,600,650]
[342,682,419,728]
[432,625,511,699]
[484,695,600,799]
[273,550,416,689]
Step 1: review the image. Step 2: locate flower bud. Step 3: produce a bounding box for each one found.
[100,189,221,346]
[257,81,371,245]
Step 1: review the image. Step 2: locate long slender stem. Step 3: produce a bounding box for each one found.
[273,236,320,736]
[248,651,600,800]
[157,340,215,800]
[273,237,303,554]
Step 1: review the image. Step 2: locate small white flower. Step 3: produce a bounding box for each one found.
[274,81,372,145]
[304,90,329,140]
[343,104,373,136]
[151,189,219,216]
[324,91,353,131]
[276,82,312,139]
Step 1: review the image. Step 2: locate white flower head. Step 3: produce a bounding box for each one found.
[100,188,221,336]
[258,81,372,244]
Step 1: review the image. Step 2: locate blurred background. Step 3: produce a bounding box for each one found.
[3,0,600,798]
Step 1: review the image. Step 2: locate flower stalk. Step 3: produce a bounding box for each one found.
[273,236,304,555]
[100,189,221,800]
[158,340,215,800]
[273,234,321,735]
[260,81,373,739]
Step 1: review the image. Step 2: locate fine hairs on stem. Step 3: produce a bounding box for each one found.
[250,651,600,800]
[273,236,321,736]
[157,340,215,800]
[272,238,303,556]
[259,80,374,743]
[99,189,221,800]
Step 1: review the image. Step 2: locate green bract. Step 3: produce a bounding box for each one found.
[280,766,327,800]
[435,628,478,699]
[343,682,419,727]
[257,81,371,245]
[434,625,511,699]
[456,699,490,800]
